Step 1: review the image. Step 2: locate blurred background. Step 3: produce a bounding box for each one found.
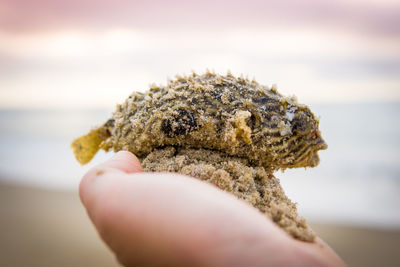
[0,0,399,266]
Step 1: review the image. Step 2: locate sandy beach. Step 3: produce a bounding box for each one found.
[0,182,399,267]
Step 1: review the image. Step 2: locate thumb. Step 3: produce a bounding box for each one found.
[79,151,142,208]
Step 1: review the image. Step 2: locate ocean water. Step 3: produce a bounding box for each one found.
[0,103,399,228]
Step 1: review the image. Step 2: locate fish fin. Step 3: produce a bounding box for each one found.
[71,126,110,165]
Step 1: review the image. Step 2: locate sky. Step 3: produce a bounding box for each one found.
[0,0,399,108]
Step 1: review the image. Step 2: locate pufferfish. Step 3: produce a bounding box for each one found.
[72,71,327,172]
[71,71,328,242]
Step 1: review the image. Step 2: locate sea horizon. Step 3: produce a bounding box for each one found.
[1,102,399,229]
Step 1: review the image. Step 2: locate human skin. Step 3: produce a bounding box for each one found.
[79,151,346,267]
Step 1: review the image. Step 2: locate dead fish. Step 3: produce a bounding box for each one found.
[71,71,327,171]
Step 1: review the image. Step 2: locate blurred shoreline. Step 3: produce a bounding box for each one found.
[1,182,399,267]
[1,103,399,229]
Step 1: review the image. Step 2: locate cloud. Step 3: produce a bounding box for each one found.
[1,0,400,38]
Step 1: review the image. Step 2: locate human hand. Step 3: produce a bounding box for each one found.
[80,151,346,267]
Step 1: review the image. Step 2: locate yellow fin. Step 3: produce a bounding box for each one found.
[71,127,110,165]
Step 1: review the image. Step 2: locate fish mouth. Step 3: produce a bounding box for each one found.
[307,131,327,167]
[314,137,328,150]
[310,129,328,150]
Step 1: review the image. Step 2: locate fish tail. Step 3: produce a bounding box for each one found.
[71,126,110,165]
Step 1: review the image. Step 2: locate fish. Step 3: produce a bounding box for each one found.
[71,71,327,172]
[71,71,328,242]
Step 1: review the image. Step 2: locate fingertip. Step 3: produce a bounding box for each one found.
[102,151,143,174]
[79,151,142,207]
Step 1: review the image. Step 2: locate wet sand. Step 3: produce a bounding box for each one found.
[0,182,399,267]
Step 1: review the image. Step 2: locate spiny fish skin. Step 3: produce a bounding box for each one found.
[72,71,327,171]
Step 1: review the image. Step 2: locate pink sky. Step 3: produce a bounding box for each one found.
[0,0,399,107]
[1,0,399,36]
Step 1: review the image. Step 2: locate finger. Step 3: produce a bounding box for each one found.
[79,151,142,207]
[98,151,143,174]
[80,171,300,266]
